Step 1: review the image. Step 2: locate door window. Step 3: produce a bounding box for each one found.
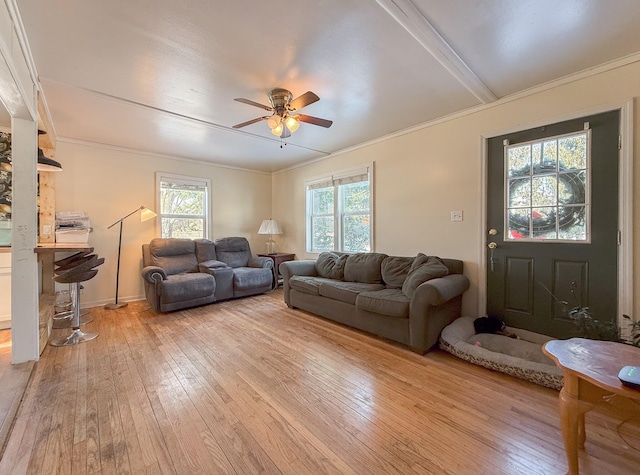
[505,130,590,242]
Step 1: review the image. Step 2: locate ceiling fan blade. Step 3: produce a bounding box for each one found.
[232,116,269,129]
[296,114,333,128]
[234,98,273,111]
[289,91,319,111]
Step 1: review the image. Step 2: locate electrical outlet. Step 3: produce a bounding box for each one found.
[450,210,463,222]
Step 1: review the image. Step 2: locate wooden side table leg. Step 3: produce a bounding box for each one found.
[559,386,582,475]
[578,413,586,449]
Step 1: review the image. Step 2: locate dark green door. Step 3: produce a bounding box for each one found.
[487,110,619,337]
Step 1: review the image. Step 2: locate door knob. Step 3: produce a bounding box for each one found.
[488,242,497,249]
[489,228,498,235]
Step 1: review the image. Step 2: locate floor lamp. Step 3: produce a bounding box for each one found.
[104,205,157,310]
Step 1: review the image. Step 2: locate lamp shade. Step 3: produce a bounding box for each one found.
[258,219,282,235]
[267,115,282,129]
[285,116,300,132]
[140,207,157,222]
[37,148,63,172]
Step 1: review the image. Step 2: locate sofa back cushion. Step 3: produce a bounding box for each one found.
[148,238,199,275]
[402,253,449,298]
[381,256,414,289]
[194,238,217,263]
[214,237,252,268]
[344,252,388,284]
[316,252,348,280]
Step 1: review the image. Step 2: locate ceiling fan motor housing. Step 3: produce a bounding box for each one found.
[268,88,293,114]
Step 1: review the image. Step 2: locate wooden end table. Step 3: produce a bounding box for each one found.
[258,253,295,288]
[543,338,640,474]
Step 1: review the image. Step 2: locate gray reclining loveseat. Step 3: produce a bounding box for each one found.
[141,237,273,312]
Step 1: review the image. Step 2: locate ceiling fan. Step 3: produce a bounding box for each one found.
[233,88,333,139]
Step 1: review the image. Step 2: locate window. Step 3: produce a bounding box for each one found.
[156,172,211,239]
[306,165,373,253]
[505,130,590,241]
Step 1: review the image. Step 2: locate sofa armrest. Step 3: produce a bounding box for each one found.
[141,266,167,284]
[280,260,318,307]
[198,259,229,274]
[248,256,274,269]
[279,259,317,278]
[409,273,470,353]
[412,274,470,307]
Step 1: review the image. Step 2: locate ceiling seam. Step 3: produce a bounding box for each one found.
[55,136,274,175]
[273,51,640,174]
[375,0,497,103]
[39,77,331,156]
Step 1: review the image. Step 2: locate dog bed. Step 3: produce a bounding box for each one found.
[439,317,563,389]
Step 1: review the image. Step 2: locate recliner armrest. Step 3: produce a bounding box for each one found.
[142,266,167,284]
[248,256,273,269]
[198,259,229,274]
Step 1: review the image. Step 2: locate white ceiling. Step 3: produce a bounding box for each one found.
[14,0,640,172]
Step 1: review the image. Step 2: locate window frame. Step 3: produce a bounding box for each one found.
[155,172,212,239]
[305,163,374,254]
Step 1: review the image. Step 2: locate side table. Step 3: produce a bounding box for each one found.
[258,253,295,288]
[543,338,640,474]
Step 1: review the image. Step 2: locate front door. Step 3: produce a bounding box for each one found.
[486,110,620,337]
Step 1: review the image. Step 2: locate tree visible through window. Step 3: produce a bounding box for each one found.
[157,173,210,239]
[307,165,373,253]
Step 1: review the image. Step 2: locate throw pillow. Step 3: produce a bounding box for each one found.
[381,256,414,288]
[316,252,347,280]
[344,252,388,283]
[401,255,449,298]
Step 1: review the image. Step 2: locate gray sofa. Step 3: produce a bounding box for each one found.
[280,252,469,353]
[141,237,273,312]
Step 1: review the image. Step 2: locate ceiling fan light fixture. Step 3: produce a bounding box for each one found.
[285,116,299,132]
[267,114,281,129]
[271,123,283,136]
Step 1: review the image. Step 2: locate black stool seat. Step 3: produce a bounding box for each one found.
[55,253,102,274]
[54,269,98,284]
[55,256,104,281]
[54,248,94,267]
[49,254,104,348]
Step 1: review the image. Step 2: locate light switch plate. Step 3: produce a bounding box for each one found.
[451,210,463,222]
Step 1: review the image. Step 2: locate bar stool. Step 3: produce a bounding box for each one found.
[53,249,94,329]
[49,254,104,347]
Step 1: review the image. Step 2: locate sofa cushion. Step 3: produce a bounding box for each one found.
[402,255,450,298]
[194,239,217,263]
[289,276,337,296]
[381,256,414,289]
[159,273,215,303]
[316,252,347,280]
[214,237,252,268]
[344,253,388,284]
[356,289,410,318]
[148,238,199,275]
[232,267,273,290]
[319,281,385,305]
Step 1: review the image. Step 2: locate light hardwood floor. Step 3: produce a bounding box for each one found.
[0,290,638,474]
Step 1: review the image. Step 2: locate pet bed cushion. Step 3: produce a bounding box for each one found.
[439,316,563,389]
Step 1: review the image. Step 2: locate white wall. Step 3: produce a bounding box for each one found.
[54,141,273,307]
[272,60,640,318]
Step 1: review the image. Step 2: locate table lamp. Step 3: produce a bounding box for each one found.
[258,218,282,254]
